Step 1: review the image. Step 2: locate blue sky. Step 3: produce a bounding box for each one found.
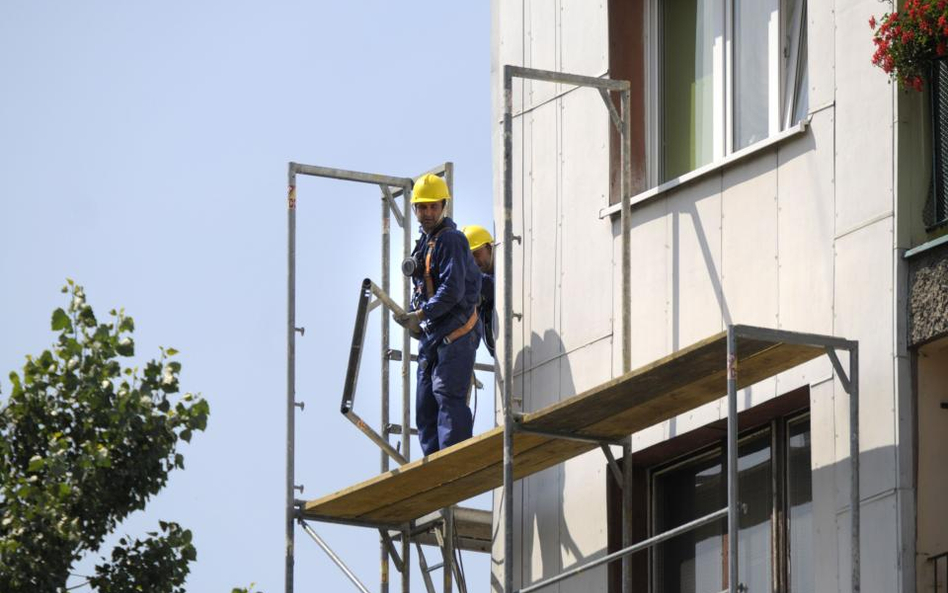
[0,2,495,590]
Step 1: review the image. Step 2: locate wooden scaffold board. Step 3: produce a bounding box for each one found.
[302,331,823,527]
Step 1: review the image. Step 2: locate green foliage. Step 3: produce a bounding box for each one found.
[0,283,209,593]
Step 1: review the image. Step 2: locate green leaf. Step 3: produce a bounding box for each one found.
[165,347,178,356]
[116,337,135,357]
[51,308,72,332]
[27,455,45,472]
[119,316,135,332]
[180,429,192,443]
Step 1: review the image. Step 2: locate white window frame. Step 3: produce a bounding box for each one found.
[645,0,806,188]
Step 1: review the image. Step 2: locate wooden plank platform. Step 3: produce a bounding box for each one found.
[302,331,824,527]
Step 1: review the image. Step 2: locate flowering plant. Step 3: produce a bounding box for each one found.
[871,0,948,91]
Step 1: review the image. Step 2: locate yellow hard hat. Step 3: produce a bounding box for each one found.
[462,225,493,251]
[411,174,451,204]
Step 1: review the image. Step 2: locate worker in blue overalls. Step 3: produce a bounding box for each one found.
[396,174,482,456]
[462,225,495,358]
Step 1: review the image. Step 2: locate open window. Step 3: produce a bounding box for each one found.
[637,0,808,184]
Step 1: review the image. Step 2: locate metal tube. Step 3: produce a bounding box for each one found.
[502,65,515,593]
[620,89,632,375]
[380,194,391,593]
[292,163,412,188]
[300,522,373,593]
[620,87,634,593]
[726,325,739,593]
[401,181,412,593]
[368,281,408,317]
[443,508,454,592]
[621,439,633,593]
[344,411,408,465]
[516,507,729,593]
[285,170,297,593]
[506,65,630,91]
[731,324,857,352]
[445,161,454,220]
[850,346,860,593]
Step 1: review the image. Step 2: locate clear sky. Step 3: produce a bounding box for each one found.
[0,2,495,591]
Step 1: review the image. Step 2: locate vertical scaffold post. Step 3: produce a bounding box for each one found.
[619,86,633,593]
[502,64,515,593]
[380,192,391,593]
[726,326,739,593]
[401,181,413,593]
[850,346,860,593]
[285,164,298,593]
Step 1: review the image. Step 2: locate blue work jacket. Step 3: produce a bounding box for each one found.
[410,217,482,349]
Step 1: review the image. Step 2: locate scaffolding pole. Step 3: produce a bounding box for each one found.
[286,162,465,593]
[499,65,861,593]
[502,64,633,593]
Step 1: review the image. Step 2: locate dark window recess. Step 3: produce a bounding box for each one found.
[607,390,813,593]
[928,58,948,229]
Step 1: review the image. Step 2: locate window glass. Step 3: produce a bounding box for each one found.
[787,417,814,593]
[662,0,716,180]
[654,451,724,593]
[653,432,772,593]
[737,433,773,593]
[734,0,773,149]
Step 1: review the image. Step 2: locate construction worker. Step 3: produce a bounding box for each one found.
[396,174,482,456]
[461,225,495,358]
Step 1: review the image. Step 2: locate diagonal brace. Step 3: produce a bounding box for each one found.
[379,530,405,573]
[380,185,405,228]
[600,444,625,486]
[826,347,853,395]
[598,88,624,135]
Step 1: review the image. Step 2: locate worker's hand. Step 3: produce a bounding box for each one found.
[393,310,425,339]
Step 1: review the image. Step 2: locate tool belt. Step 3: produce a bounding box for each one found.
[444,309,478,344]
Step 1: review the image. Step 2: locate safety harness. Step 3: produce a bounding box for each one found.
[422,228,479,344]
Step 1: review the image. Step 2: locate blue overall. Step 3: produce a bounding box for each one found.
[479,273,496,358]
[410,217,483,456]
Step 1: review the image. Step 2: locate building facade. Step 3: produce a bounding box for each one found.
[490,0,948,591]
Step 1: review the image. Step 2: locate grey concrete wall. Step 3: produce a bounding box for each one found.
[490,0,913,591]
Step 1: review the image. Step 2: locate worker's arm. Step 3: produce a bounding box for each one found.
[421,232,468,321]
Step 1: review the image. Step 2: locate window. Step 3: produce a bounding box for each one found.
[651,414,812,593]
[606,394,813,593]
[649,0,808,183]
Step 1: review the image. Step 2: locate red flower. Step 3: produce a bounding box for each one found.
[939,14,947,28]
[938,41,947,55]
[912,76,924,91]
[870,15,878,29]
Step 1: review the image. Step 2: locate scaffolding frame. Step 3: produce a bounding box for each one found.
[284,64,863,593]
[286,161,460,593]
[499,66,861,593]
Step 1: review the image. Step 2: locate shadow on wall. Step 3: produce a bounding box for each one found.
[508,329,598,588]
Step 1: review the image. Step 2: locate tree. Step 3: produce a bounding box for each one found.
[0,281,210,593]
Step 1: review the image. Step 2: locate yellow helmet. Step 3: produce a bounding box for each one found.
[411,174,451,204]
[462,225,493,251]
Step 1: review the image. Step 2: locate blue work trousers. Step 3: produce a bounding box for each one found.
[416,327,479,456]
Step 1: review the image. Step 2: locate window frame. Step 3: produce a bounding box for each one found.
[644,411,809,593]
[644,0,806,187]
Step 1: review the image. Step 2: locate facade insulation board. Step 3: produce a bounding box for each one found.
[491,0,914,591]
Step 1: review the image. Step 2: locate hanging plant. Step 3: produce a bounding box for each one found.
[870,0,948,91]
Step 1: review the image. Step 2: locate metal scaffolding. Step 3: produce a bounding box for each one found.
[286,161,471,593]
[498,65,861,593]
[284,64,863,593]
